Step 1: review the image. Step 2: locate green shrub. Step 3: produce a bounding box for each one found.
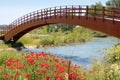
[104,43,120,64]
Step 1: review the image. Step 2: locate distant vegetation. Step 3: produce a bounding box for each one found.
[18,24,96,47]
[17,23,107,48]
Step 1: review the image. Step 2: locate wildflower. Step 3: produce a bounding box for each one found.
[25,74,30,78]
[54,57,59,63]
[46,76,50,80]
[110,64,119,70]
[9,75,14,79]
[56,66,64,73]
[16,64,26,69]
[41,70,47,74]
[52,73,60,78]
[35,54,40,60]
[40,63,50,69]
[3,74,8,78]
[0,67,4,71]
[6,62,11,67]
[40,51,46,57]
[89,70,94,74]
[28,59,34,65]
[77,77,83,80]
[58,77,63,80]
[25,55,31,59]
[30,52,35,57]
[15,71,20,76]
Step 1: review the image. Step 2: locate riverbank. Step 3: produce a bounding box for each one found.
[22,37,107,49]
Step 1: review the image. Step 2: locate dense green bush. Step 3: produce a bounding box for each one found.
[104,43,120,64]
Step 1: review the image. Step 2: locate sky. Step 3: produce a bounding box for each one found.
[0,0,108,24]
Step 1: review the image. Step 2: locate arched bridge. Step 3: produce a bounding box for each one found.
[0,5,120,42]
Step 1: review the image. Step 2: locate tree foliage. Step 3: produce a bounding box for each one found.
[89,2,103,17]
[47,24,75,33]
[106,0,120,7]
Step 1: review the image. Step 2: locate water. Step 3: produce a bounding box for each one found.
[23,37,120,69]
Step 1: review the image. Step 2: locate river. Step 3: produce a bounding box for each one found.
[23,37,120,70]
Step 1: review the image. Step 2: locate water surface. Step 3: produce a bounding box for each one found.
[23,37,120,69]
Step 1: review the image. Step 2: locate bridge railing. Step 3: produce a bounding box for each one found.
[0,5,120,37]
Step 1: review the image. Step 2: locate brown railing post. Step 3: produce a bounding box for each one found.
[72,5,73,18]
[30,13,32,22]
[26,14,28,22]
[50,8,51,19]
[20,17,22,25]
[37,11,39,21]
[23,16,25,24]
[113,8,115,23]
[60,6,61,18]
[94,6,96,20]
[86,6,89,19]
[33,12,35,21]
[54,7,56,19]
[41,10,43,20]
[66,6,67,18]
[102,7,105,22]
[46,9,47,18]
[79,5,81,19]
[43,9,45,22]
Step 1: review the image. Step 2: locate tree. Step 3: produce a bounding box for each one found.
[106,0,120,7]
[47,24,75,33]
[106,0,120,19]
[88,2,103,17]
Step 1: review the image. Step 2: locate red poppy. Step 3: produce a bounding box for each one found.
[15,71,20,76]
[3,74,8,78]
[58,77,63,80]
[46,76,50,80]
[27,59,34,65]
[25,74,30,78]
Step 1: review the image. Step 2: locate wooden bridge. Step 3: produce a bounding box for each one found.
[0,5,120,43]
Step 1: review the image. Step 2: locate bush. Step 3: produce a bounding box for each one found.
[92,43,120,80]
[104,43,120,64]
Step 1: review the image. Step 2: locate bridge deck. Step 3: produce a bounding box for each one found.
[0,5,120,42]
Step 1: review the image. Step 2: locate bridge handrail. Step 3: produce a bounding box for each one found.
[1,5,120,36]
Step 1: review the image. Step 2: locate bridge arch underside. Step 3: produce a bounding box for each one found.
[4,16,120,42]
